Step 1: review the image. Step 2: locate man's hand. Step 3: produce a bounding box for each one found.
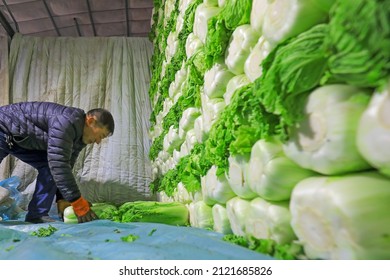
[76,209,99,223]
[71,196,99,223]
[57,199,71,221]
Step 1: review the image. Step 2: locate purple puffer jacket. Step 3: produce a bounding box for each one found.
[0,101,86,202]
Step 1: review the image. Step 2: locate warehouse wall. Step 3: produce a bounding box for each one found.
[1,34,156,206]
[0,35,10,179]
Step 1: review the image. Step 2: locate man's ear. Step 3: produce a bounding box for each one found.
[85,115,96,127]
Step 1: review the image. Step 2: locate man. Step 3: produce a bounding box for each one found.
[0,101,115,223]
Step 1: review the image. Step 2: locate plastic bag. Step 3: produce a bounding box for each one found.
[0,176,22,202]
[0,176,24,221]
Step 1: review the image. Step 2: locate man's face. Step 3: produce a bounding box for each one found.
[83,116,111,145]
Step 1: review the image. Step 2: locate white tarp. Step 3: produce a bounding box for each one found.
[2,33,155,206]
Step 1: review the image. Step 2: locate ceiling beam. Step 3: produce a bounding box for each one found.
[125,0,129,37]
[2,0,18,32]
[0,7,14,38]
[73,17,82,36]
[86,0,96,36]
[42,0,60,36]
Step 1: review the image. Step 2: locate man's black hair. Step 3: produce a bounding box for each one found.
[87,108,115,135]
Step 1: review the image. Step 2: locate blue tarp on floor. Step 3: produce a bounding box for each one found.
[0,220,273,260]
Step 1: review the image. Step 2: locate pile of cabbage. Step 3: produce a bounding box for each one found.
[147,0,390,260]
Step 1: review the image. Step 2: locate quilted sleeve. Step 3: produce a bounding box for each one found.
[47,115,81,202]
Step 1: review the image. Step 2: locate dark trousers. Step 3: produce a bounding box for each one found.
[0,130,59,219]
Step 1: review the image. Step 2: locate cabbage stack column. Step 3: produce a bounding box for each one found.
[147,0,390,260]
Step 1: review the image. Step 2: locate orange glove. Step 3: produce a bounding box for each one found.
[71,196,98,223]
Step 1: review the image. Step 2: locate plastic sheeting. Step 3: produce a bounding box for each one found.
[0,220,273,260]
